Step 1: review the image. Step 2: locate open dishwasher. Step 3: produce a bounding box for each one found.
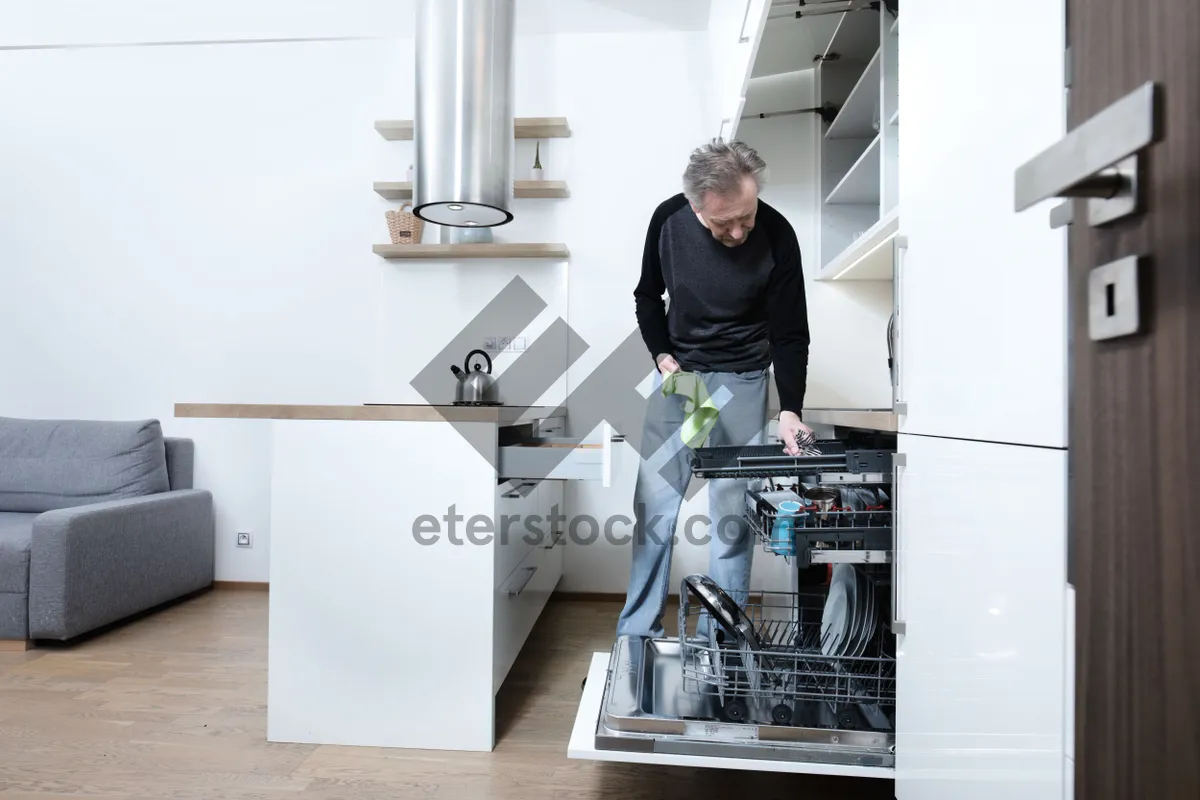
[583,429,899,771]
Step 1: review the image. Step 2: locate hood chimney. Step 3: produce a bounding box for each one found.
[413,0,516,228]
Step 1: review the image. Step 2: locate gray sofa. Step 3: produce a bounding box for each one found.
[0,416,214,643]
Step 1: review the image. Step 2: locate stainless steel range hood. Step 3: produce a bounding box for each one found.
[413,0,516,228]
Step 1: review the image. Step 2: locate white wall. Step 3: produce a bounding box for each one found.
[0,36,394,581]
[0,3,716,583]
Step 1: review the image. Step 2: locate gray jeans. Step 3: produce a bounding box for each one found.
[616,367,770,639]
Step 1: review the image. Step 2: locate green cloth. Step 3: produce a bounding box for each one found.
[661,371,720,449]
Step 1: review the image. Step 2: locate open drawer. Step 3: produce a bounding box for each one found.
[498,422,618,486]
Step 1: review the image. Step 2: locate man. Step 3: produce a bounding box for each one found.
[617,139,812,640]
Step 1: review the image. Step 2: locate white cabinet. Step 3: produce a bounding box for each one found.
[895,0,1067,447]
[493,478,564,692]
[895,433,1066,800]
[494,479,539,590]
[708,0,771,141]
[266,416,572,753]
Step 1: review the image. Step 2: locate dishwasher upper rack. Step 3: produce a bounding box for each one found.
[744,486,893,567]
[690,441,894,481]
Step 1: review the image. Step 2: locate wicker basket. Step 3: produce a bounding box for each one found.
[385,203,425,245]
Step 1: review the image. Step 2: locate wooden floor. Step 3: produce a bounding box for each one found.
[0,589,894,799]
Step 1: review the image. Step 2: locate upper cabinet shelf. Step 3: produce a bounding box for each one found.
[825,49,882,140]
[817,208,900,282]
[375,117,572,141]
[823,9,879,62]
[374,181,570,200]
[825,134,881,205]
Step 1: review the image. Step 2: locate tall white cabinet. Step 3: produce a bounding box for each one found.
[892,1,1070,798]
[896,2,1068,449]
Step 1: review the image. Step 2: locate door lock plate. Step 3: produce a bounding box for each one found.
[1088,255,1143,341]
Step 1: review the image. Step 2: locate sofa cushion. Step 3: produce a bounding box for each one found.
[0,418,171,513]
[0,511,35,593]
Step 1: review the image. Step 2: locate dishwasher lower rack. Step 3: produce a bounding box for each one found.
[594,635,895,769]
[676,588,896,734]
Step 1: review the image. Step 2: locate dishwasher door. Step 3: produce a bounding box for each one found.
[569,637,896,778]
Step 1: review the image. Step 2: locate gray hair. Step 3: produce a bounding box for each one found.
[682,140,767,209]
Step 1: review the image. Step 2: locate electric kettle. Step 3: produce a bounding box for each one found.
[451,349,501,405]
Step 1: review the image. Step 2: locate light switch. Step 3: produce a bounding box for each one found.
[1088,255,1142,341]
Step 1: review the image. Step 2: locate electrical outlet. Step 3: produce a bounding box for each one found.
[237,531,252,548]
[499,336,513,351]
[512,337,527,352]
[483,336,498,351]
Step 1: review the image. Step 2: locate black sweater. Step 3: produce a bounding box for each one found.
[633,193,811,416]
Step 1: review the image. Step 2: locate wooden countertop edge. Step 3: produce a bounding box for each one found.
[173,403,565,424]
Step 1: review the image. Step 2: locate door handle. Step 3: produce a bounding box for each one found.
[1014,81,1161,227]
[506,566,537,596]
[1049,201,1074,229]
[602,422,615,489]
[717,118,732,143]
[891,452,906,636]
[737,0,754,43]
[891,235,909,416]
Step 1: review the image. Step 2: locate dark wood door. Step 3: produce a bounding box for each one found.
[1067,1,1200,798]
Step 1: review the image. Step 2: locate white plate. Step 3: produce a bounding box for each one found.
[851,568,876,658]
[846,565,870,658]
[821,565,858,657]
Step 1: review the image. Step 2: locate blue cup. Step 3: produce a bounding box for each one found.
[769,500,803,556]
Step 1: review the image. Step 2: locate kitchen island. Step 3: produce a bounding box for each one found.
[175,403,616,752]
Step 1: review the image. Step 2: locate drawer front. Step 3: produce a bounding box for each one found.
[495,480,540,589]
[493,532,564,692]
[497,423,617,486]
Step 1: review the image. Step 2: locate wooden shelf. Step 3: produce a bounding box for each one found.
[817,208,900,282]
[375,117,572,141]
[373,181,569,200]
[514,180,570,198]
[373,243,570,260]
[825,49,882,140]
[825,134,881,206]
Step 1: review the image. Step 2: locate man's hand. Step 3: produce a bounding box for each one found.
[656,354,681,376]
[778,410,814,456]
